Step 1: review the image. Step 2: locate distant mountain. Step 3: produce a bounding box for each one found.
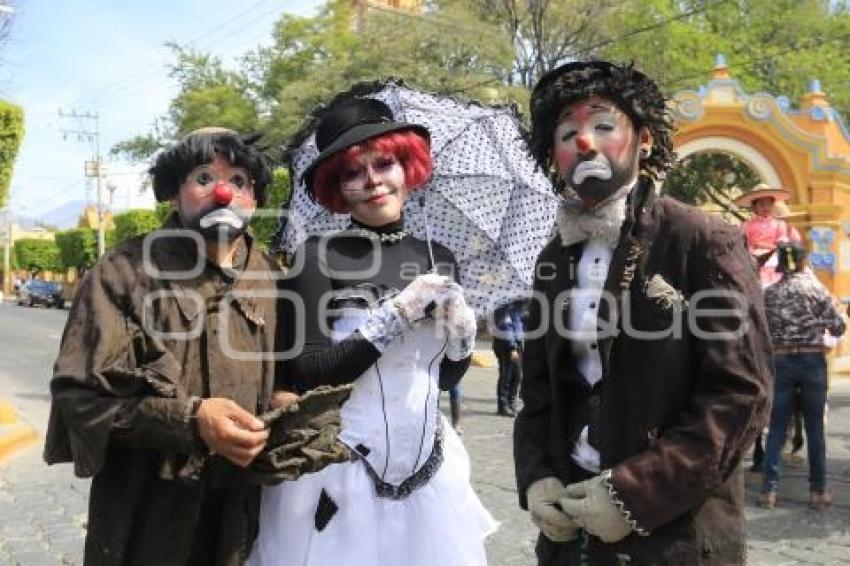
[17,195,156,231]
[19,200,90,230]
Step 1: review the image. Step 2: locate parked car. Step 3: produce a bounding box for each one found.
[16,280,64,308]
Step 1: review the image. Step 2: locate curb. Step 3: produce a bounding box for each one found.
[471,350,496,368]
[0,400,39,463]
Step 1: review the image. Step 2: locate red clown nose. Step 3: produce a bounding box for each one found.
[575,135,592,154]
[211,182,233,206]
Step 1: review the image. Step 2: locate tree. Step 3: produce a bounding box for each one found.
[0,99,24,206]
[661,152,760,220]
[14,239,60,273]
[56,229,101,271]
[597,0,850,118]
[470,0,619,89]
[114,209,162,243]
[251,168,291,250]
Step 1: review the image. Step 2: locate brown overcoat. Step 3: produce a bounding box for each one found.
[514,180,773,565]
[44,215,282,566]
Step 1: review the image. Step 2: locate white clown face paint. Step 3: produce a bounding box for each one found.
[553,96,647,206]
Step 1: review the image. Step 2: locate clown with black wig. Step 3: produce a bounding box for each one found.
[45,128,287,566]
[514,61,773,564]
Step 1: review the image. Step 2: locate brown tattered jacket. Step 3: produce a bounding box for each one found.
[515,180,773,565]
[44,214,282,566]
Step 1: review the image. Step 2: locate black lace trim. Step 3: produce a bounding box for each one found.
[352,418,444,500]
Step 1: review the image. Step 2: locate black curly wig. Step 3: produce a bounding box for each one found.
[529,60,676,182]
[150,128,273,206]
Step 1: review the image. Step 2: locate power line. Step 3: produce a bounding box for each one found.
[574,0,731,57]
[90,1,296,111]
[74,0,283,108]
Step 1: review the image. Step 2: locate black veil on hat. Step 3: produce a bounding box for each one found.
[300,97,430,193]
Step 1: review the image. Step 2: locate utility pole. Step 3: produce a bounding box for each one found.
[59,109,106,257]
[2,207,11,297]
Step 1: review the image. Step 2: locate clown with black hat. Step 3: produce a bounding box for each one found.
[247,95,496,566]
[514,60,772,564]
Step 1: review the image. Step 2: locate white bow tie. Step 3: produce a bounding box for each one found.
[556,185,633,247]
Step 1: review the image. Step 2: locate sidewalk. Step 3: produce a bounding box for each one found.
[743,378,850,564]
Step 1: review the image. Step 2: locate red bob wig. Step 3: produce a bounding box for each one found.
[312,130,432,213]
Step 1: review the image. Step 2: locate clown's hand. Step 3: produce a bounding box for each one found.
[436,285,477,360]
[558,472,634,543]
[527,477,580,543]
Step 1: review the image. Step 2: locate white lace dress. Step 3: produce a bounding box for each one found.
[247,307,497,566]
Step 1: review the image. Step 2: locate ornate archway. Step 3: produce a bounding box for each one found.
[671,55,850,302]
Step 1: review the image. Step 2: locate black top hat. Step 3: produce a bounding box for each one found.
[301,97,429,191]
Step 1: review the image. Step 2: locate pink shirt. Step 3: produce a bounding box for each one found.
[741,216,801,287]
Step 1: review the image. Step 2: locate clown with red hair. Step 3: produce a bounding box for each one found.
[247,97,496,566]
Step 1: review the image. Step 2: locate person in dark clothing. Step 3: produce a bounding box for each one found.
[493,300,525,416]
[44,128,281,566]
[761,242,846,510]
[247,96,495,565]
[514,60,772,565]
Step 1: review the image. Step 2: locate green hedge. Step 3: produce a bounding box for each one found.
[0,100,24,207]
[114,209,161,243]
[14,238,60,272]
[55,228,116,270]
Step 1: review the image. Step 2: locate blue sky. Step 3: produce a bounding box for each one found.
[2,0,321,222]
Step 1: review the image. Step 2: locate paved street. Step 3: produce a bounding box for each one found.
[0,301,849,564]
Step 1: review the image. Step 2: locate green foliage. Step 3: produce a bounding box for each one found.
[170,85,260,137]
[250,168,291,250]
[109,0,850,210]
[0,100,24,207]
[661,152,759,219]
[114,209,162,243]
[598,0,850,119]
[110,132,166,163]
[470,0,619,89]
[13,238,60,272]
[55,229,99,270]
[155,202,173,223]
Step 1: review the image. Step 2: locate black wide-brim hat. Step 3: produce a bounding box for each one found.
[301,97,430,191]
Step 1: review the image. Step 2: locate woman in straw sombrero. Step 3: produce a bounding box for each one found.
[734,183,801,287]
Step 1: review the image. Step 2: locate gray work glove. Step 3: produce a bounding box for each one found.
[527,477,580,542]
[558,472,634,543]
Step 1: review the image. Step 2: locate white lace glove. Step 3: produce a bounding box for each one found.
[359,274,454,353]
[436,285,477,360]
[393,273,455,323]
[557,472,635,543]
[527,477,580,543]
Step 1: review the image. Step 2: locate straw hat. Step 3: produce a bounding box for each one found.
[733,183,792,208]
[773,201,806,219]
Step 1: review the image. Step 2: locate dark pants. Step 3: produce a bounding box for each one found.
[494,342,521,409]
[763,353,828,494]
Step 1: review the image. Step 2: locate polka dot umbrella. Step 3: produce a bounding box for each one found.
[273,80,559,316]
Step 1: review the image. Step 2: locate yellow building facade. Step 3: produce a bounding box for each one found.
[671,55,850,371]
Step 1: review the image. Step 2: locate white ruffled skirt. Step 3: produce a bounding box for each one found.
[247,418,497,566]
